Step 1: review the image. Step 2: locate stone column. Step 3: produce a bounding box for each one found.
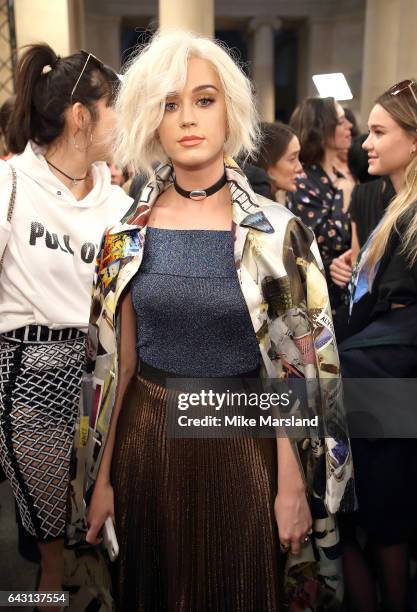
[249,18,281,122]
[68,0,86,53]
[158,0,214,37]
[85,14,122,70]
[306,17,335,97]
[14,0,85,56]
[396,0,417,82]
[360,0,401,125]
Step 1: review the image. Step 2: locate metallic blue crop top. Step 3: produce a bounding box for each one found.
[130,228,260,377]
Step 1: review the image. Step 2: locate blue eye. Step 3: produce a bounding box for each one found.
[197,97,214,107]
[165,101,177,112]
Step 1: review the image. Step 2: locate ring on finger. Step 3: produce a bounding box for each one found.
[280,542,290,553]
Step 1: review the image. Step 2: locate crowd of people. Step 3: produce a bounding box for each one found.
[0,28,416,612]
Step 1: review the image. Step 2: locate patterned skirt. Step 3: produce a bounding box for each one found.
[111,374,282,612]
[0,329,85,541]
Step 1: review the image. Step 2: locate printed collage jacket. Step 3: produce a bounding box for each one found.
[68,158,355,609]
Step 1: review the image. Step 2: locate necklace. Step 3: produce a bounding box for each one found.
[46,159,89,186]
[173,172,227,201]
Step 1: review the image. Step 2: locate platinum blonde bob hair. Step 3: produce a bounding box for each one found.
[114,30,260,176]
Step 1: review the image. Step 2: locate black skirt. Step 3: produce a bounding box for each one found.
[339,310,417,545]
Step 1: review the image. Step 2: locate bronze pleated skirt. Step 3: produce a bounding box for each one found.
[111,375,282,612]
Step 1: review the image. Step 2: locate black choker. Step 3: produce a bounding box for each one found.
[173,172,227,201]
[46,159,88,186]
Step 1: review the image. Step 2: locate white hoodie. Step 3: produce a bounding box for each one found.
[0,141,132,333]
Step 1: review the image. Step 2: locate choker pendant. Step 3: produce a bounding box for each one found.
[45,158,89,186]
[189,190,207,201]
[173,171,227,201]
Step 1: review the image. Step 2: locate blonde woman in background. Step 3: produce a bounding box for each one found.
[338,80,417,612]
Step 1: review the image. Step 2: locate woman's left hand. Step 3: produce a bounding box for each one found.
[274,487,312,555]
[330,249,353,287]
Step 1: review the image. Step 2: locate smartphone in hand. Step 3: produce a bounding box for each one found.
[103,516,119,561]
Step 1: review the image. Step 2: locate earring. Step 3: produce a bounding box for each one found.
[73,128,93,152]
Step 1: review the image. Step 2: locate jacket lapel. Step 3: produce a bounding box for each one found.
[228,161,276,374]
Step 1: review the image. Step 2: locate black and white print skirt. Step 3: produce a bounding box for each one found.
[0,328,85,541]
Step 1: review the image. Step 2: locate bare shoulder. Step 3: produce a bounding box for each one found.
[152,184,175,209]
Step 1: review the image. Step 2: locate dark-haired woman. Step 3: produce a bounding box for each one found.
[288,98,353,329]
[253,121,302,201]
[0,44,130,606]
[335,107,359,184]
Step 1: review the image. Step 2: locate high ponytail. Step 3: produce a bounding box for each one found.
[8,44,60,153]
[8,43,119,154]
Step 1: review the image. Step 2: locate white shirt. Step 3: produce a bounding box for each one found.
[0,141,132,333]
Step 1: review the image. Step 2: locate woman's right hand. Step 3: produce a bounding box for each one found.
[275,487,312,555]
[86,481,114,545]
[330,249,353,287]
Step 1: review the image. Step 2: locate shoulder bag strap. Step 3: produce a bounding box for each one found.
[0,165,17,273]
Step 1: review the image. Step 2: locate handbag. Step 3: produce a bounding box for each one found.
[0,165,17,274]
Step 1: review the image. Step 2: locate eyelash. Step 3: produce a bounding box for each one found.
[164,97,215,112]
[367,128,383,136]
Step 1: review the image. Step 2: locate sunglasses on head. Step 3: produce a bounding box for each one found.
[389,79,417,106]
[70,49,104,101]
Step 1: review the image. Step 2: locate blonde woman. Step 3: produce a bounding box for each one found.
[338,80,417,612]
[68,31,353,611]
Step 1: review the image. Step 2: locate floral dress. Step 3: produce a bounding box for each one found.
[288,164,351,316]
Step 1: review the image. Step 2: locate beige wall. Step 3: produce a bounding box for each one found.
[360,0,417,127]
[158,0,214,36]
[360,0,401,124]
[396,0,417,80]
[14,0,85,55]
